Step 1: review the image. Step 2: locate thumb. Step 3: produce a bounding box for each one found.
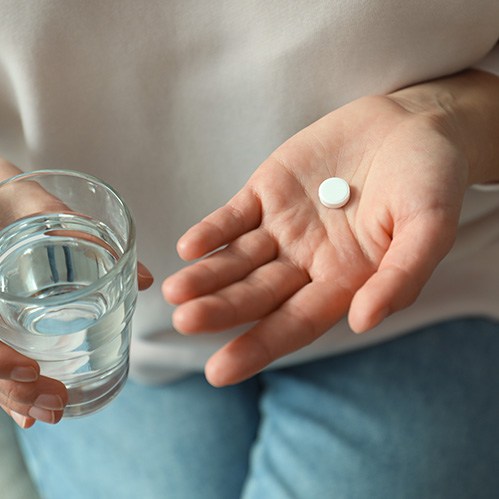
[348,212,457,333]
[0,341,40,381]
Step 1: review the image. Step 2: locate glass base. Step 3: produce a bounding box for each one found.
[62,360,129,418]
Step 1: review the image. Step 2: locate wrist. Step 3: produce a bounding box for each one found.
[387,69,499,187]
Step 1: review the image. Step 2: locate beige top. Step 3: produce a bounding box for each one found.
[0,0,498,383]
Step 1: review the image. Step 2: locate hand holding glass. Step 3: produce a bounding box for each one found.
[0,170,137,417]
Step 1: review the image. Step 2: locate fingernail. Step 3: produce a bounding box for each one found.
[137,272,154,289]
[137,262,153,280]
[10,366,38,382]
[138,274,154,284]
[28,406,56,424]
[34,394,64,410]
[11,411,29,429]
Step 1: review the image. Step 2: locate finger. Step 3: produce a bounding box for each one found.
[163,229,277,304]
[0,340,64,426]
[1,405,36,429]
[173,259,310,332]
[348,214,456,333]
[0,342,40,381]
[204,279,353,386]
[137,261,154,290]
[0,375,67,425]
[177,188,261,261]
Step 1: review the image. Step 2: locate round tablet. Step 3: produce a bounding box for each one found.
[318,177,350,208]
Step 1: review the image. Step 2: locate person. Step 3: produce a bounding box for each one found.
[0,1,498,498]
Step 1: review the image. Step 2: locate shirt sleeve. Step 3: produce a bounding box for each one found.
[470,41,499,191]
[474,40,499,76]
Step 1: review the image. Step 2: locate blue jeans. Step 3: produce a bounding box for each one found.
[16,318,499,499]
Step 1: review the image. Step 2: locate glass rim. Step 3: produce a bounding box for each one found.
[0,169,136,305]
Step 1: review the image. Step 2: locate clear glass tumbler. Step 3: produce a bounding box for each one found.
[0,170,137,417]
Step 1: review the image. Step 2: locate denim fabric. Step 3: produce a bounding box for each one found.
[17,318,499,499]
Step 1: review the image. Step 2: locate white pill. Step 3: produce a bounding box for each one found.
[318,177,350,208]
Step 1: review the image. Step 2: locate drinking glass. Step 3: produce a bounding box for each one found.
[0,170,137,417]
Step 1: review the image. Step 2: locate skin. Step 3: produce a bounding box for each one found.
[162,69,499,387]
[0,158,153,428]
[1,68,498,426]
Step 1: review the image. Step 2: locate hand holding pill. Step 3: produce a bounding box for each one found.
[163,92,471,387]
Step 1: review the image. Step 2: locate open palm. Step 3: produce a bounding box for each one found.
[163,95,468,386]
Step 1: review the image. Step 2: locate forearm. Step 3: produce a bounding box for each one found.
[388,69,499,186]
